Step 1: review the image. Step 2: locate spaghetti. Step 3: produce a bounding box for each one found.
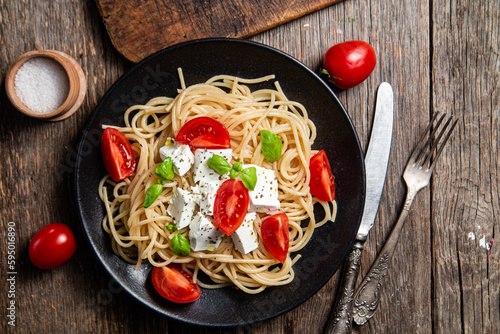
[98,69,337,294]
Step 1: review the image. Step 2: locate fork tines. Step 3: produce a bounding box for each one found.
[411,112,458,170]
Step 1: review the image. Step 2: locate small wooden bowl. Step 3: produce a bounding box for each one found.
[5,50,87,122]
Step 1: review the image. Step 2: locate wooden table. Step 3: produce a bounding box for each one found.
[1,1,498,333]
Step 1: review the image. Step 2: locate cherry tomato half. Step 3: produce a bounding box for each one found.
[309,150,335,202]
[213,179,250,235]
[322,40,376,89]
[151,264,201,303]
[29,223,77,270]
[101,128,136,182]
[175,117,231,149]
[261,213,289,263]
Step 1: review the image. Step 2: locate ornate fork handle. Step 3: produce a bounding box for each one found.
[352,187,417,325]
[352,112,457,326]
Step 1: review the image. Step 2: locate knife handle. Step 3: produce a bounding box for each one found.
[324,237,366,334]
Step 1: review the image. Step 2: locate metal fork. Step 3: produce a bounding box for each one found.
[352,112,458,325]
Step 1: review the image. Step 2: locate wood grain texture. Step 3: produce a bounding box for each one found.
[431,1,500,333]
[0,0,498,333]
[95,0,343,62]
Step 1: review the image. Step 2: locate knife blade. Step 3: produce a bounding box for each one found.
[325,82,393,334]
[357,82,394,238]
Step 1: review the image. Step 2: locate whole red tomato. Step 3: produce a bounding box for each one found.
[321,40,376,89]
[29,223,77,270]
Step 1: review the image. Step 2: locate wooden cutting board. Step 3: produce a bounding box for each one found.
[96,0,343,63]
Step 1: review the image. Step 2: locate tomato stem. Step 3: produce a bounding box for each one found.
[319,68,330,78]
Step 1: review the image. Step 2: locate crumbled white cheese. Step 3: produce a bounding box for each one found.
[166,188,196,229]
[243,164,280,212]
[159,140,194,176]
[191,182,220,216]
[189,212,225,251]
[231,212,259,254]
[192,148,232,184]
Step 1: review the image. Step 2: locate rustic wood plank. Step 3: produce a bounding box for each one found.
[253,1,433,333]
[95,0,343,63]
[253,3,369,333]
[0,1,142,333]
[431,1,500,333]
[340,0,434,333]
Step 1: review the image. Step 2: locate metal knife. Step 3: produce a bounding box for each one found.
[325,82,394,334]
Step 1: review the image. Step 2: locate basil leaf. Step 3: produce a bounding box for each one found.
[229,169,239,179]
[165,224,177,231]
[155,157,174,180]
[240,167,257,191]
[208,154,232,175]
[232,161,243,172]
[260,130,282,163]
[143,184,163,208]
[171,233,190,257]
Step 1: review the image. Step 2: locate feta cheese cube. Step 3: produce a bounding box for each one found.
[243,164,280,212]
[166,188,196,229]
[191,182,219,216]
[231,212,259,254]
[189,212,225,251]
[192,148,232,184]
[159,141,194,176]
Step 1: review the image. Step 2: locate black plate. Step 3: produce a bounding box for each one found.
[75,38,365,327]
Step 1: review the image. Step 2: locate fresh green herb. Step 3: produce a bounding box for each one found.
[208,154,232,175]
[166,224,177,231]
[229,169,239,179]
[207,156,258,191]
[143,184,163,208]
[155,157,174,180]
[171,233,190,257]
[232,161,243,172]
[240,167,257,191]
[260,130,282,162]
[157,179,166,185]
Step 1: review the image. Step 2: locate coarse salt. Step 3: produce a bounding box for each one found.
[14,57,69,113]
